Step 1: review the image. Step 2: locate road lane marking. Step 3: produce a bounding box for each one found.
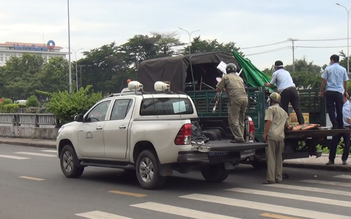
[0,154,30,160]
[19,176,45,181]
[130,202,242,219]
[15,152,56,157]
[180,194,350,219]
[41,149,57,153]
[226,187,351,207]
[108,190,147,198]
[260,213,303,219]
[333,175,351,180]
[75,211,133,219]
[263,183,351,197]
[300,179,351,188]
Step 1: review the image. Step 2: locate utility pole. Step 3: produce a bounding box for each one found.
[79,65,83,89]
[288,38,297,72]
[67,0,72,96]
[178,27,200,54]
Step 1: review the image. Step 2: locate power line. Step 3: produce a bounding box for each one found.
[296,45,347,48]
[295,38,349,42]
[245,46,290,56]
[241,40,288,49]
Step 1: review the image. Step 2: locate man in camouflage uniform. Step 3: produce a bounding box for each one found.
[263,92,290,184]
[216,63,248,143]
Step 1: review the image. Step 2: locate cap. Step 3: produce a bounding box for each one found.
[269,92,281,103]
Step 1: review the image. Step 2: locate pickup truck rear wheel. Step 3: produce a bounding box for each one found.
[136,150,166,190]
[201,163,229,182]
[60,145,84,178]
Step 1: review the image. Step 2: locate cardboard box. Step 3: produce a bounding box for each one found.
[289,111,309,125]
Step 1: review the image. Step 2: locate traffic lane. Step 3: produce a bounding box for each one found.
[1,144,351,218]
[2,166,351,219]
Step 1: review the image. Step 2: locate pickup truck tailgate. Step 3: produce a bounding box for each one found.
[204,140,267,152]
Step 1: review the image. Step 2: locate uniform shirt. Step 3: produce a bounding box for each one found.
[270,69,295,93]
[264,103,289,141]
[321,63,349,94]
[343,100,351,127]
[216,73,247,104]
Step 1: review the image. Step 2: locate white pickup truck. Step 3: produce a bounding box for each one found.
[56,81,267,189]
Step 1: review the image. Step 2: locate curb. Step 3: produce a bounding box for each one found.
[0,140,56,149]
[284,162,351,171]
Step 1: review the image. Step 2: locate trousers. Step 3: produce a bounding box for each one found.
[266,139,284,182]
[228,97,248,141]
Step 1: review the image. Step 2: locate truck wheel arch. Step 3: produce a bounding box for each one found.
[58,139,74,157]
[133,141,158,163]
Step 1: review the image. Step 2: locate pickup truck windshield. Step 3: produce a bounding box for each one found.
[140,98,194,115]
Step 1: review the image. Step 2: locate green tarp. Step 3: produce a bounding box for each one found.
[232,50,274,92]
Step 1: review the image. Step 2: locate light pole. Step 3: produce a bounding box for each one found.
[67,0,72,95]
[178,27,200,54]
[336,3,351,74]
[70,48,84,92]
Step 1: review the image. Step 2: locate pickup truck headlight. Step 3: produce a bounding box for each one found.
[58,126,65,134]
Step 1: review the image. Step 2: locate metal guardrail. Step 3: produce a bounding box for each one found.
[0,113,56,127]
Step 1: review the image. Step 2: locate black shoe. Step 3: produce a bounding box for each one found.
[342,160,347,165]
[230,139,245,143]
[326,160,335,165]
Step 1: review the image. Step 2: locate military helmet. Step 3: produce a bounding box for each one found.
[269,92,281,103]
[226,63,237,73]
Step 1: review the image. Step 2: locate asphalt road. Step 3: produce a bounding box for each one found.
[1,144,351,219]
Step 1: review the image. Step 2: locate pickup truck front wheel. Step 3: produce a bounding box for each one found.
[201,163,229,182]
[60,145,84,178]
[136,150,166,190]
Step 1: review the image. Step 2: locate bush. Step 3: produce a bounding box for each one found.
[0,103,19,113]
[37,85,103,125]
[26,95,40,107]
[1,98,13,105]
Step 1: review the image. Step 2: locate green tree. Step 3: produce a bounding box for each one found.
[39,85,103,125]
[184,36,242,55]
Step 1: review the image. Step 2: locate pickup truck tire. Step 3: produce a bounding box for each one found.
[136,150,166,190]
[250,159,267,169]
[201,163,229,182]
[60,145,84,178]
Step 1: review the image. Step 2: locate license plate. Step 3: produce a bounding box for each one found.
[208,151,229,156]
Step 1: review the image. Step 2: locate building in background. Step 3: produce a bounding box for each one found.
[0,40,68,66]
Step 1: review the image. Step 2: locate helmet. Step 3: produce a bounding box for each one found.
[269,92,281,103]
[226,63,237,73]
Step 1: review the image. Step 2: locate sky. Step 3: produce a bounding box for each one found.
[1,0,351,70]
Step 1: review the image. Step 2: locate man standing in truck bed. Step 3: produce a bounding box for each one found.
[216,63,248,143]
[264,60,304,125]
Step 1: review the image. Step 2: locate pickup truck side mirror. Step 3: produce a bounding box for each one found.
[74,114,84,122]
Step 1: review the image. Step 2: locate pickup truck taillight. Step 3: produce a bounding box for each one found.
[174,124,192,145]
[249,121,255,133]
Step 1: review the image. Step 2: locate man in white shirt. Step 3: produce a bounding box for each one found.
[327,92,351,165]
[264,60,304,124]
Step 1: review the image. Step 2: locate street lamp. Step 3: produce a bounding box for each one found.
[67,0,72,95]
[178,27,200,54]
[71,48,84,92]
[336,3,351,74]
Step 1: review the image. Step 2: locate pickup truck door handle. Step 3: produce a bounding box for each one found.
[119,126,126,129]
[96,126,103,130]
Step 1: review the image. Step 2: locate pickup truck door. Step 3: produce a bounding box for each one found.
[104,99,133,159]
[77,100,111,158]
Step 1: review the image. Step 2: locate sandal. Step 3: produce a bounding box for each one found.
[262,180,275,184]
